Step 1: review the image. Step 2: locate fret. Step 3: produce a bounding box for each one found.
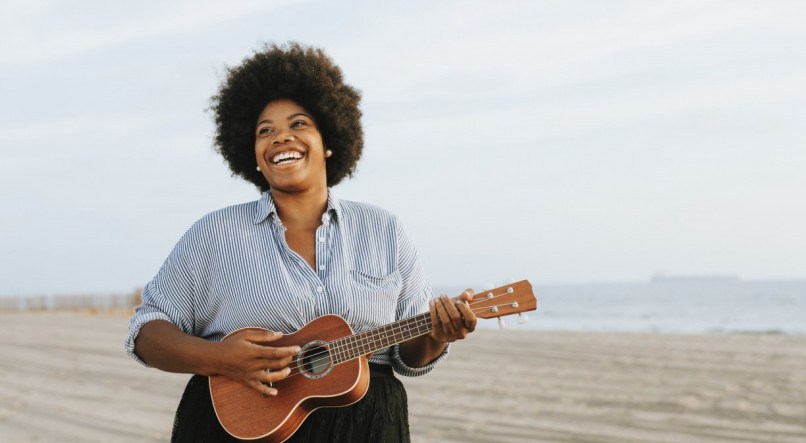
[351,333,360,360]
[331,337,342,365]
[380,325,391,348]
[342,337,351,362]
[342,338,350,364]
[360,331,369,356]
[330,339,339,365]
[399,318,412,341]
[341,335,349,362]
[379,324,390,349]
[351,333,360,359]
[336,336,346,364]
[368,331,375,351]
[392,321,402,343]
[338,337,348,363]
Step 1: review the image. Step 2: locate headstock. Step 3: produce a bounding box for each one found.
[467,280,537,328]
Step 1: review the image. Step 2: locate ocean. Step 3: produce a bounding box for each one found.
[4,278,804,335]
[434,279,806,335]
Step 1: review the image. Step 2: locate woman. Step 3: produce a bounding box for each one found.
[125,43,476,442]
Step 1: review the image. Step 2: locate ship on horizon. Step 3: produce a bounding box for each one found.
[650,273,740,283]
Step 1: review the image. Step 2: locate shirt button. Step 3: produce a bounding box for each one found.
[318,236,325,242]
[320,265,326,270]
[316,286,324,293]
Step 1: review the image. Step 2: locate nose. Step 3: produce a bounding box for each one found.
[272,128,294,144]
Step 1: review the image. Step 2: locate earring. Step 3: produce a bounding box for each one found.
[325,149,333,158]
[256,166,261,171]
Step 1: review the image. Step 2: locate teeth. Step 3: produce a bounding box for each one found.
[272,151,303,164]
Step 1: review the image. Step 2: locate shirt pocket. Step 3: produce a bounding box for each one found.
[345,269,402,329]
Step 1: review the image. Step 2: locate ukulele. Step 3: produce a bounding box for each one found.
[209,280,537,442]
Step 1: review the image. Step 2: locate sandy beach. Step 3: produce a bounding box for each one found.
[0,311,804,443]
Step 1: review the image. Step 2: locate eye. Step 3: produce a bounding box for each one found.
[291,120,308,129]
[257,127,273,136]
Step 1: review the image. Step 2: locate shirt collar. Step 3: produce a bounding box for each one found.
[253,189,342,225]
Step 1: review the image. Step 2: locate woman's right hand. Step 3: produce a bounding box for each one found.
[214,329,300,397]
[134,321,300,397]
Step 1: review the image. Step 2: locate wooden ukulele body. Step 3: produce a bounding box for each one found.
[209,315,370,442]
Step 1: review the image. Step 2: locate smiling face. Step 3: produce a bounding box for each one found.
[255,99,328,194]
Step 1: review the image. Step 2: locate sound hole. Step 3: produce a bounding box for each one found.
[301,345,332,377]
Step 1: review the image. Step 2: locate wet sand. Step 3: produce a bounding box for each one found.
[0,311,804,442]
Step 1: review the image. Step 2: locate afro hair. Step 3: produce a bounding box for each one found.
[210,42,363,191]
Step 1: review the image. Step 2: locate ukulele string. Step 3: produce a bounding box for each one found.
[273,295,521,382]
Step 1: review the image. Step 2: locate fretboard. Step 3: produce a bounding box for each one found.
[328,312,433,365]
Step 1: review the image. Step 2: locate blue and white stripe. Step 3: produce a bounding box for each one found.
[125,190,448,377]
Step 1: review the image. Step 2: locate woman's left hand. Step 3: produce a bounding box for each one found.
[428,289,477,343]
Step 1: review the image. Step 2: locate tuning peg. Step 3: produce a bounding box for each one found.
[497,317,506,330]
[517,313,529,324]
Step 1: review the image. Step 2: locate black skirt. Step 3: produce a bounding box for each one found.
[171,364,410,443]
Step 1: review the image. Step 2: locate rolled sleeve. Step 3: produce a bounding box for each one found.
[124,281,193,366]
[391,342,450,376]
[124,224,201,366]
[124,308,173,366]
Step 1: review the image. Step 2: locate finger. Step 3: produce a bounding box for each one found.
[435,296,458,340]
[261,366,292,383]
[456,299,477,333]
[255,344,301,360]
[249,379,278,397]
[459,288,475,302]
[243,329,284,345]
[440,295,467,339]
[429,299,444,341]
[261,353,297,370]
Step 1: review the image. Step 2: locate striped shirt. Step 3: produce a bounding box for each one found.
[125,190,448,376]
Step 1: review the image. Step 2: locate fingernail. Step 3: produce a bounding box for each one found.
[273,331,282,336]
[292,346,301,353]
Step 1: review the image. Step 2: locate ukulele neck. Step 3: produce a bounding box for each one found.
[328,312,432,364]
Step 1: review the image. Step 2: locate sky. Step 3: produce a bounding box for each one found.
[1,0,805,295]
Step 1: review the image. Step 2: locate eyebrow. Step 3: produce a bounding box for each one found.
[256,113,313,126]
